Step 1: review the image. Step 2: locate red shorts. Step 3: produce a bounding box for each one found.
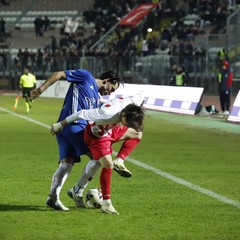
[84,124,128,160]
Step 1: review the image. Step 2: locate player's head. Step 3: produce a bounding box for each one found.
[120,104,145,132]
[23,67,29,75]
[98,71,123,96]
[223,60,229,69]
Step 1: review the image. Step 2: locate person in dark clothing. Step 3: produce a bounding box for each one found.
[34,16,43,36]
[217,61,233,115]
[0,17,6,37]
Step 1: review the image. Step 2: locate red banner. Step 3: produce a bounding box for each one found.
[119,3,157,27]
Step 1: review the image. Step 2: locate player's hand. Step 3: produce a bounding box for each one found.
[30,88,42,100]
[51,122,63,135]
[225,91,229,94]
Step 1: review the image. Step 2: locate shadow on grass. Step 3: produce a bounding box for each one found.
[0,204,48,212]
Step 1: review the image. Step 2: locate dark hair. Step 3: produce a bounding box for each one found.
[122,104,145,132]
[99,71,124,86]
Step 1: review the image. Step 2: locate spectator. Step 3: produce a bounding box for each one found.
[22,48,30,71]
[160,27,172,50]
[148,36,157,55]
[0,17,6,37]
[141,38,149,57]
[36,48,43,72]
[42,16,50,31]
[51,35,58,54]
[217,61,233,116]
[34,16,43,37]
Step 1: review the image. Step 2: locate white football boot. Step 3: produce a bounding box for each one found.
[113,159,132,178]
[101,202,119,215]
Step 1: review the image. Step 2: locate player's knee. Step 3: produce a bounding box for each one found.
[99,156,113,169]
[135,131,142,140]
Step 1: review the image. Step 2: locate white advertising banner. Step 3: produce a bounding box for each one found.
[36,80,70,98]
[228,90,240,123]
[36,80,204,115]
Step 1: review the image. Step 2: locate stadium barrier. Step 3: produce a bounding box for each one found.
[36,80,204,115]
[228,90,240,123]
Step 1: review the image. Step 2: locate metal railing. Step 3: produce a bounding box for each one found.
[0,53,239,95]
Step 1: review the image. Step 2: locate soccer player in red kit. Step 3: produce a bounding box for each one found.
[51,91,145,214]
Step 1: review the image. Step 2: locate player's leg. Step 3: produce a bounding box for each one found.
[66,126,101,207]
[99,154,119,215]
[223,90,231,115]
[46,127,80,211]
[68,154,102,208]
[46,158,74,211]
[23,89,30,113]
[219,91,225,113]
[112,127,142,178]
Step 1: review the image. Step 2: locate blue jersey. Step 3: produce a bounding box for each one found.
[57,69,100,126]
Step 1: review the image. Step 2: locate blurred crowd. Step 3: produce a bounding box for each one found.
[0,0,238,74]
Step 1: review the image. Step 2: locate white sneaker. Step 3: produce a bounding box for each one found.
[101,202,119,215]
[67,188,86,208]
[46,196,69,211]
[223,110,229,116]
[113,160,132,178]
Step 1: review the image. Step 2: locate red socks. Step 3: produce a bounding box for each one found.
[117,138,140,160]
[100,168,112,200]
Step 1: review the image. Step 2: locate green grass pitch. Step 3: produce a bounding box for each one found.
[0,95,240,240]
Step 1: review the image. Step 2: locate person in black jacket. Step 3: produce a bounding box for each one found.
[217,61,233,115]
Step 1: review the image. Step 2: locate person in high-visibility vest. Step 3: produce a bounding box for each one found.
[170,66,188,86]
[217,61,233,116]
[19,67,37,113]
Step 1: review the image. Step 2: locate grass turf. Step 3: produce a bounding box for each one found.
[0,95,239,240]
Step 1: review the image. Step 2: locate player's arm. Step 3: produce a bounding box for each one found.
[30,71,66,100]
[50,103,118,135]
[130,90,145,106]
[226,71,233,89]
[18,77,23,95]
[50,108,106,135]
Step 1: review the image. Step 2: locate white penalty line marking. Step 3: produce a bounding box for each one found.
[1,107,240,209]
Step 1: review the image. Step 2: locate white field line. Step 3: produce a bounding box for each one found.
[0,107,50,129]
[122,156,240,209]
[1,107,240,209]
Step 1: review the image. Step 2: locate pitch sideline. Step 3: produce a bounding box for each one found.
[1,106,240,209]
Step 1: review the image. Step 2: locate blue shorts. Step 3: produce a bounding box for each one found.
[56,124,89,162]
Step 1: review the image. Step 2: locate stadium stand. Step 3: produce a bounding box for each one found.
[0,0,240,94]
[0,0,95,49]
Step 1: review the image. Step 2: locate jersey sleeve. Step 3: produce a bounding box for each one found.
[227,71,233,88]
[65,92,145,125]
[64,69,93,83]
[130,90,145,106]
[65,105,116,125]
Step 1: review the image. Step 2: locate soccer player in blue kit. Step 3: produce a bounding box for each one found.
[30,69,124,211]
